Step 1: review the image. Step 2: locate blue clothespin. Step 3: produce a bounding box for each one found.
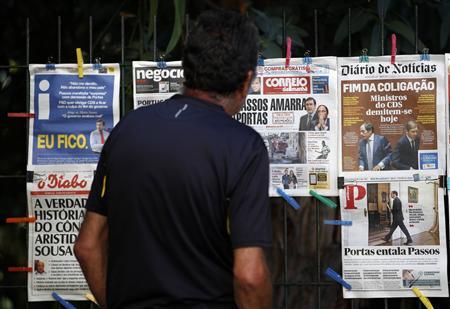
[420,48,430,61]
[157,55,167,69]
[257,53,265,67]
[46,57,55,71]
[359,48,369,63]
[52,292,76,309]
[93,57,103,70]
[324,220,352,226]
[276,188,301,210]
[303,50,312,65]
[325,267,352,290]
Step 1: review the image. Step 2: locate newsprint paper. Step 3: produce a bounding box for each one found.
[27,168,92,301]
[338,55,446,182]
[133,61,183,109]
[28,64,120,169]
[236,57,338,196]
[132,57,339,196]
[340,177,448,298]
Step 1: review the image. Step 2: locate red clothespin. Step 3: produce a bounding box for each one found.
[6,216,37,223]
[7,113,34,118]
[285,36,292,68]
[8,267,33,272]
[391,34,397,64]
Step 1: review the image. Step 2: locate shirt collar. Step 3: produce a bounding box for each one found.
[172,94,225,112]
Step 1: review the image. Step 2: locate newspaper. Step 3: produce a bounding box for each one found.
[28,64,120,169]
[236,57,338,196]
[27,168,92,301]
[340,177,448,298]
[338,55,446,182]
[133,61,183,109]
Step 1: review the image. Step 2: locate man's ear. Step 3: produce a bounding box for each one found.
[241,70,254,96]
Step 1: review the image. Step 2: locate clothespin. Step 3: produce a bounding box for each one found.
[276,188,301,210]
[412,287,434,309]
[303,50,312,73]
[310,190,337,208]
[93,57,102,70]
[420,48,430,61]
[85,293,99,306]
[325,267,352,290]
[52,292,76,309]
[257,52,265,67]
[285,36,292,68]
[8,267,32,272]
[359,48,369,63]
[7,112,34,118]
[76,48,84,78]
[157,54,167,69]
[390,34,397,64]
[46,56,55,71]
[5,216,36,223]
[323,220,352,226]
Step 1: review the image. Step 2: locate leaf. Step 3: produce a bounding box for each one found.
[370,23,381,56]
[261,38,282,58]
[438,4,450,50]
[334,8,376,44]
[147,0,158,41]
[385,20,422,50]
[165,0,186,56]
[286,24,309,38]
[377,0,391,17]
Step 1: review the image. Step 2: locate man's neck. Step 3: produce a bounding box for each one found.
[183,88,237,115]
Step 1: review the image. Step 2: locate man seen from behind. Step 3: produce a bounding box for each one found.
[75,9,272,309]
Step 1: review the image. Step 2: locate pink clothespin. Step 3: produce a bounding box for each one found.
[391,34,397,64]
[285,36,292,68]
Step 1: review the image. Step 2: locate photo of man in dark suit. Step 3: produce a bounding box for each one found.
[358,123,392,171]
[299,97,318,131]
[392,120,420,170]
[383,191,413,245]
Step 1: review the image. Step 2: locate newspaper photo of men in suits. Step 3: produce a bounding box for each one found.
[392,120,420,170]
[358,123,392,171]
[299,97,318,131]
[383,191,413,245]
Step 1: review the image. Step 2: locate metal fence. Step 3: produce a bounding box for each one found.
[0,5,449,309]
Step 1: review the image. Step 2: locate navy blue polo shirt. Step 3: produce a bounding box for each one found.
[86,94,272,308]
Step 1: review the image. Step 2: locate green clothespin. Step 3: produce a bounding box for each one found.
[309,190,337,208]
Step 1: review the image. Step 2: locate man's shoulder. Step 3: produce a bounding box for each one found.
[397,135,408,145]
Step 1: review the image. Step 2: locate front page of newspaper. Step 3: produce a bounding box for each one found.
[132,61,183,109]
[28,64,120,169]
[236,57,338,196]
[338,55,446,182]
[27,168,92,301]
[340,177,448,298]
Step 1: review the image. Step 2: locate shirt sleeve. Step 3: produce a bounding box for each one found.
[85,148,109,216]
[229,137,272,248]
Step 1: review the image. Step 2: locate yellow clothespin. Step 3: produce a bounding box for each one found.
[412,287,434,309]
[85,293,99,306]
[76,48,84,78]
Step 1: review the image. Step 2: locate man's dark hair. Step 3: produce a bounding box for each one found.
[305,97,317,105]
[391,190,398,196]
[363,122,374,133]
[182,9,259,95]
[96,118,105,125]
